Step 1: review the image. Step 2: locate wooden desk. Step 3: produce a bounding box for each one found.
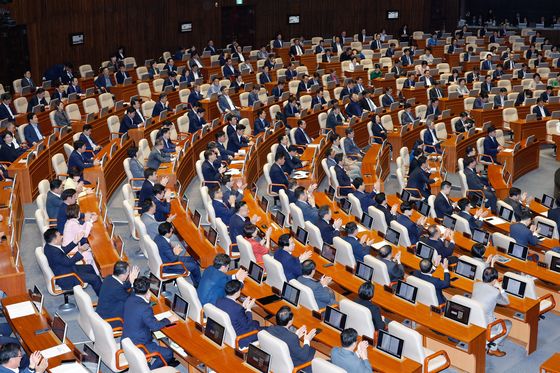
[470,108,504,127]
[497,140,540,183]
[441,130,486,172]
[110,83,139,102]
[439,97,465,116]
[402,87,429,105]
[318,62,342,77]
[387,124,423,154]
[297,54,317,71]
[540,353,560,373]
[553,134,560,161]
[272,47,290,66]
[510,117,550,143]
[372,77,397,92]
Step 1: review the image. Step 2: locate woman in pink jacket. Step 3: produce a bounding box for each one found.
[62,203,100,275]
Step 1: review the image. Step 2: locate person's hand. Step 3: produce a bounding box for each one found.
[166,214,176,223]
[304,328,317,342]
[442,258,449,270]
[308,183,317,193]
[93,159,101,166]
[360,235,367,244]
[391,204,399,214]
[243,297,256,311]
[521,192,527,201]
[167,314,180,323]
[235,268,248,282]
[394,251,401,263]
[228,194,237,206]
[320,275,332,287]
[295,325,307,339]
[374,179,381,192]
[90,214,98,223]
[250,215,261,224]
[84,212,92,221]
[129,265,140,283]
[366,238,375,246]
[302,161,309,167]
[74,230,85,244]
[266,227,272,238]
[30,351,48,373]
[333,218,342,230]
[356,340,369,359]
[160,176,169,186]
[173,245,182,255]
[433,254,442,267]
[530,224,537,233]
[299,250,312,262]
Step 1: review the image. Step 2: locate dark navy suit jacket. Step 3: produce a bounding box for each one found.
[273,248,302,281]
[122,294,171,345]
[96,275,132,321]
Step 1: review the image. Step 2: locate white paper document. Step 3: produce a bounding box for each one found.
[41,344,71,359]
[372,240,391,250]
[154,311,172,321]
[51,363,90,373]
[5,301,36,319]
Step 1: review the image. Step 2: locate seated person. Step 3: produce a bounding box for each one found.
[0,132,25,163]
[242,223,271,264]
[454,111,475,133]
[457,197,487,233]
[504,187,531,221]
[370,115,388,142]
[294,119,312,145]
[411,257,450,305]
[331,328,372,372]
[294,185,319,223]
[297,260,337,309]
[352,282,385,330]
[274,233,311,281]
[352,177,378,212]
[425,98,441,120]
[510,212,539,246]
[473,92,489,109]
[316,206,342,245]
[375,193,398,226]
[343,222,374,262]
[377,245,405,282]
[482,126,502,163]
[401,103,417,125]
[269,152,290,193]
[197,253,247,305]
[423,120,442,153]
[420,225,458,264]
[533,98,551,118]
[464,156,497,213]
[434,181,454,218]
[96,261,139,325]
[494,88,508,108]
[397,201,427,244]
[333,153,353,196]
[407,156,437,199]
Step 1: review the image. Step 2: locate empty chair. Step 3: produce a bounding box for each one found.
[98,92,115,109]
[312,358,346,373]
[305,221,322,250]
[51,153,68,179]
[65,103,82,121]
[121,338,176,373]
[289,203,305,231]
[83,97,100,114]
[368,206,388,234]
[491,232,516,250]
[502,272,555,316]
[13,97,28,114]
[73,285,97,341]
[90,312,128,371]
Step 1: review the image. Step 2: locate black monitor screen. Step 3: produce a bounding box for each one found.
[400,189,411,202]
[355,261,374,282]
[361,213,374,229]
[192,209,201,227]
[395,281,418,304]
[324,306,347,331]
[326,186,335,201]
[418,202,431,217]
[550,256,560,273]
[503,276,527,298]
[443,215,456,230]
[246,344,271,373]
[537,222,554,239]
[295,227,308,245]
[498,206,513,222]
[272,210,286,227]
[385,227,400,246]
[416,241,434,260]
[149,272,162,298]
[472,228,489,245]
[444,300,471,325]
[205,317,225,346]
[207,227,218,246]
[259,196,269,213]
[248,261,264,284]
[455,260,477,280]
[51,313,67,343]
[281,282,300,306]
[542,194,555,209]
[340,198,351,214]
[507,242,528,261]
[29,285,43,312]
[376,330,404,359]
[172,294,189,320]
[81,344,100,373]
[321,244,337,263]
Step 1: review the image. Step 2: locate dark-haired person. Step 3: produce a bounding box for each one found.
[229,201,260,244]
[331,328,372,372]
[79,124,100,160]
[510,212,539,247]
[471,268,511,357]
[375,193,398,226]
[56,189,80,232]
[504,187,531,221]
[0,132,25,163]
[294,185,319,223]
[352,282,385,331]
[407,156,437,199]
[421,224,457,263]
[412,257,450,305]
[0,344,47,373]
[211,186,236,225]
[146,138,171,170]
[26,88,47,113]
[0,94,15,122]
[151,184,171,222]
[397,201,426,244]
[343,222,373,262]
[23,113,44,146]
[482,126,502,163]
[152,93,171,118]
[532,98,551,119]
[471,242,497,268]
[68,140,100,176]
[155,222,201,286]
[266,306,316,371]
[269,152,289,193]
[464,156,497,213]
[243,223,272,264]
[434,181,454,218]
[316,206,342,245]
[333,153,353,196]
[122,277,180,368]
[119,107,138,134]
[377,245,404,282]
[352,177,379,212]
[197,254,248,305]
[126,147,144,189]
[95,67,114,92]
[140,199,177,241]
[43,227,102,295]
[96,261,139,326]
[274,233,312,281]
[46,179,63,219]
[457,198,486,234]
[253,109,270,136]
[297,260,336,309]
[227,124,250,153]
[139,168,168,203]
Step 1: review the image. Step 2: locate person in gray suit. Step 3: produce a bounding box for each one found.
[140,199,179,245]
[127,147,144,189]
[471,267,511,357]
[377,244,404,282]
[331,328,372,372]
[146,138,171,170]
[297,260,336,309]
[53,101,71,127]
[217,86,240,117]
[46,179,64,219]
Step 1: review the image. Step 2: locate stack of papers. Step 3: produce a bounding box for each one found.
[5,301,36,319]
[41,344,71,359]
[484,216,507,225]
[225,169,241,176]
[230,160,244,165]
[154,311,172,321]
[372,240,390,250]
[51,363,90,373]
[502,149,514,153]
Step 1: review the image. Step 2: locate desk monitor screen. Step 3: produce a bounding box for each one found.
[415,241,434,260]
[502,276,526,298]
[259,196,269,213]
[340,198,351,214]
[455,259,477,280]
[192,209,201,228]
[444,300,471,325]
[507,242,528,261]
[324,306,347,331]
[52,313,67,343]
[550,256,560,273]
[207,227,218,246]
[248,261,264,284]
[470,193,483,208]
[281,282,300,307]
[400,189,412,202]
[246,344,270,373]
[498,205,514,222]
[355,261,374,282]
[272,210,286,228]
[385,227,400,246]
[418,201,431,217]
[376,330,404,359]
[443,214,457,230]
[395,280,418,304]
[29,285,43,313]
[295,226,308,245]
[542,194,555,209]
[361,213,374,230]
[81,344,101,373]
[326,186,335,201]
[321,244,337,263]
[149,272,162,298]
[472,228,490,246]
[537,222,554,239]
[205,317,225,347]
[172,293,189,320]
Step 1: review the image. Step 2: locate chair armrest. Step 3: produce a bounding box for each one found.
[160,262,189,279]
[267,183,286,195]
[369,136,385,145]
[292,361,312,373]
[235,330,259,350]
[114,349,129,371]
[51,273,84,295]
[486,319,507,343]
[203,180,221,187]
[477,154,495,164]
[423,350,451,373]
[403,187,423,200]
[537,293,556,315]
[466,189,484,198]
[104,317,124,326]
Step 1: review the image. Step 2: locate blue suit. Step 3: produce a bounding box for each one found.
[46,191,63,219]
[381,94,395,107]
[154,235,200,285]
[139,180,154,203]
[201,160,221,184]
[345,101,363,117]
[259,73,272,84]
[66,84,82,95]
[266,326,315,368]
[483,136,499,163]
[407,166,434,199]
[459,211,483,233]
[68,150,93,174]
[548,208,560,231]
[425,105,441,119]
[284,104,299,119]
[197,266,231,305]
[403,79,416,88]
[95,75,114,91]
[343,236,369,262]
[422,237,455,259]
[227,133,248,153]
[316,218,339,245]
[119,115,137,134]
[295,200,318,223]
[79,134,98,158]
[311,95,326,107]
[151,197,170,222]
[464,167,497,212]
[434,193,453,218]
[188,91,203,107]
[215,297,260,348]
[229,214,247,244]
[0,103,15,121]
[334,165,352,196]
[352,190,377,212]
[510,223,539,246]
[187,110,205,133]
[212,199,235,225]
[294,128,311,145]
[152,101,169,118]
[269,163,289,193]
[297,276,336,309]
[253,118,269,135]
[274,248,302,281]
[96,275,131,324]
[411,270,450,305]
[216,142,234,162]
[272,86,283,98]
[397,214,421,244]
[122,295,173,368]
[423,128,441,153]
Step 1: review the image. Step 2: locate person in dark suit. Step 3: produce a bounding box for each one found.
[547,198,560,229]
[152,93,171,118]
[423,121,442,153]
[434,181,454,218]
[0,94,16,122]
[359,90,377,112]
[210,186,236,225]
[316,206,342,245]
[510,212,539,246]
[289,39,304,57]
[457,197,485,233]
[67,140,99,176]
[454,112,474,133]
[374,193,398,226]
[377,245,405,282]
[368,116,387,144]
[222,58,238,79]
[119,107,138,134]
[322,49,333,63]
[271,81,285,99]
[197,254,247,305]
[481,54,493,71]
[345,94,363,118]
[326,105,344,130]
[466,67,480,83]
[333,154,353,196]
[154,222,201,286]
[227,124,249,153]
[96,261,139,326]
[407,156,436,199]
[66,77,83,96]
[294,186,319,223]
[274,233,311,281]
[26,89,48,113]
[411,258,450,305]
[480,75,494,96]
[204,40,218,55]
[253,110,269,135]
[272,33,283,48]
[46,179,63,219]
[381,88,395,107]
[266,306,316,371]
[294,119,312,145]
[259,66,272,84]
[115,63,129,84]
[188,107,206,133]
[539,86,553,103]
[201,149,225,185]
[23,113,44,145]
[352,282,385,331]
[425,98,441,120]
[473,92,489,109]
[351,177,378,211]
[297,75,311,95]
[162,72,179,90]
[163,58,177,73]
[56,189,81,233]
[43,228,102,295]
[297,260,337,309]
[482,126,502,163]
[401,48,414,66]
[188,85,203,108]
[403,74,416,89]
[504,187,531,221]
[533,98,551,118]
[79,124,100,160]
[269,152,289,193]
[94,67,114,92]
[20,70,36,91]
[343,222,373,262]
[138,168,161,203]
[397,202,427,245]
[122,277,179,369]
[421,225,457,263]
[150,184,171,222]
[284,96,300,121]
[428,82,445,101]
[464,156,497,213]
[216,280,261,348]
[0,343,47,373]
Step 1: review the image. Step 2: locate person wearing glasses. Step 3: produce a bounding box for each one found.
[0,344,48,373]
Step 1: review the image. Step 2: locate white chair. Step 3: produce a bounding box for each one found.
[348,193,363,218]
[457,255,486,281]
[176,277,203,323]
[363,255,391,286]
[289,203,305,231]
[258,330,312,373]
[311,358,346,373]
[305,221,322,250]
[145,237,188,290]
[332,236,357,268]
[142,101,156,118]
[406,276,442,307]
[288,279,318,311]
[124,201,140,242]
[427,195,437,218]
[452,213,471,234]
[263,254,286,291]
[534,215,559,239]
[369,206,388,234]
[339,299,375,338]
[121,338,177,373]
[491,232,516,250]
[203,303,258,349]
[503,272,555,316]
[390,220,412,247]
[90,312,128,371]
[13,97,28,114]
[215,218,237,257]
[73,285,96,341]
[236,235,257,270]
[388,321,451,372]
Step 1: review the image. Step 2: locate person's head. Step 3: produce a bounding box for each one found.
[441,180,451,195]
[318,205,332,222]
[294,186,308,202]
[213,253,232,272]
[278,233,294,252]
[345,127,355,139]
[74,140,86,153]
[487,126,496,137]
[352,177,365,191]
[358,281,374,300]
[154,138,164,150]
[519,211,532,225]
[27,112,37,124]
[400,201,413,216]
[243,223,260,239]
[301,259,316,277]
[113,261,130,280]
[334,153,344,165]
[428,224,441,240]
[224,279,243,299]
[458,78,466,86]
[141,199,156,215]
[126,107,136,118]
[204,149,216,162]
[158,221,174,237]
[457,197,472,212]
[374,192,387,206]
[345,222,358,236]
[537,98,545,107]
[482,267,499,284]
[419,258,434,274]
[65,203,81,220]
[144,167,157,182]
[152,184,166,200]
[274,151,285,165]
[0,343,24,368]
[472,243,486,259]
[235,200,248,217]
[133,276,151,299]
[276,305,294,327]
[379,244,394,260]
[61,188,77,204]
[340,328,359,349]
[465,156,476,169]
[509,187,521,200]
[288,145,299,156]
[50,179,63,194]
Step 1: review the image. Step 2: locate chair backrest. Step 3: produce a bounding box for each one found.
[65,103,81,121]
[390,220,412,247]
[35,246,57,295]
[203,303,238,347]
[312,358,346,373]
[288,80,300,95]
[152,78,164,93]
[177,114,190,134]
[491,232,516,250]
[415,104,427,119]
[387,321,426,365]
[381,114,394,131]
[368,206,388,234]
[435,122,447,140]
[83,97,99,114]
[288,279,318,311]
[215,218,233,255]
[452,213,471,234]
[73,285,96,341]
[52,153,68,178]
[141,101,155,118]
[288,127,298,144]
[457,255,486,281]
[278,189,291,222]
[137,82,152,98]
[98,92,114,109]
[545,250,560,269]
[406,276,440,307]
[364,255,391,285]
[289,203,305,231]
[121,338,150,373]
[450,294,487,327]
[38,179,50,196]
[503,107,518,122]
[300,95,312,110]
[463,97,475,111]
[458,170,468,197]
[339,299,375,338]
[236,235,256,269]
[427,195,437,218]
[257,330,295,373]
[107,115,120,138]
[12,79,22,94]
[144,236,165,279]
[63,143,74,159]
[333,237,356,268]
[263,254,286,290]
[13,97,27,114]
[90,312,126,371]
[534,215,559,239]
[176,277,203,323]
[305,221,323,250]
[35,209,50,240]
[348,193,363,218]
